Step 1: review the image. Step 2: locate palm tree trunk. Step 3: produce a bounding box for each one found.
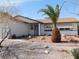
[51,28,61,42]
[51,23,61,42]
[53,23,57,28]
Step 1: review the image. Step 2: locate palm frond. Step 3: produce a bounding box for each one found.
[46,5,55,15]
[60,1,66,11]
[55,4,60,19]
[40,9,51,16]
[46,5,57,22]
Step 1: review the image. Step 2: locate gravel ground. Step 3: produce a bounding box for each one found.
[0,39,78,59]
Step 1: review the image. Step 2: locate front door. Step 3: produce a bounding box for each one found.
[34,24,38,36]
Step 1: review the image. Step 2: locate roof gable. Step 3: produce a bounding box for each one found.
[14,15,41,24]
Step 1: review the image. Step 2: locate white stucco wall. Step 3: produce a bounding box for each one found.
[60,31,78,36]
[58,23,78,36]
[0,18,37,38]
[9,20,29,36]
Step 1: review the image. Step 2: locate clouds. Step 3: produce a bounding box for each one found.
[0,0,41,6]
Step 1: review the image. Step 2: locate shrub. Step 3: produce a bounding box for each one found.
[72,48,79,59]
[12,34,16,39]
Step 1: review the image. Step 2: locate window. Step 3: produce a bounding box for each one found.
[65,28,70,30]
[44,29,52,31]
[30,25,33,30]
[59,28,72,31]
[44,24,52,31]
[34,25,37,30]
[60,28,64,30]
[44,24,52,28]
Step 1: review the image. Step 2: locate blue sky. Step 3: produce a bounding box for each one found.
[0,0,79,20]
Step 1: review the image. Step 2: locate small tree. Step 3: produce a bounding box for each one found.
[72,48,79,59]
[0,0,19,46]
[0,12,12,46]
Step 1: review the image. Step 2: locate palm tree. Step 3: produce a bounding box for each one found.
[40,4,61,42]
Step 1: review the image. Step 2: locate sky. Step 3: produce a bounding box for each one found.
[0,0,79,20]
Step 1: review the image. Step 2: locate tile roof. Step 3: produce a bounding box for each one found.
[39,18,79,24]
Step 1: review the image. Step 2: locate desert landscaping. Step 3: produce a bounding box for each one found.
[27,35,79,43]
[0,0,79,59]
[0,35,78,59]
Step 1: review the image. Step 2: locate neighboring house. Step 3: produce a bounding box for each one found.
[0,12,79,39]
[39,18,79,36]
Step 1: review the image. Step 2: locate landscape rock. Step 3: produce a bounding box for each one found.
[44,50,49,54]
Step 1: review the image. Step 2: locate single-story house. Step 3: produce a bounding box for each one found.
[0,12,79,39]
[12,16,79,36]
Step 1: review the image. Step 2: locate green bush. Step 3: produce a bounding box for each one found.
[72,48,79,59]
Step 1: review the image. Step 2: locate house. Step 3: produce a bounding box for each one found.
[39,18,79,36]
[12,16,79,36]
[0,12,79,39]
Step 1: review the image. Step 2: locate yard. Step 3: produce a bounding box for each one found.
[0,36,79,59]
